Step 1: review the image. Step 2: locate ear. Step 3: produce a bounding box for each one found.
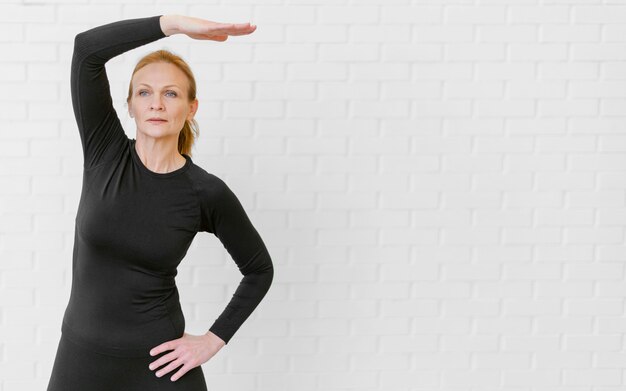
[187,99,199,121]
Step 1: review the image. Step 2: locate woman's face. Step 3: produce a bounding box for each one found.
[128,62,198,140]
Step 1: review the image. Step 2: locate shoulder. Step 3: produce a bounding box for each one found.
[186,163,245,233]
[186,162,234,202]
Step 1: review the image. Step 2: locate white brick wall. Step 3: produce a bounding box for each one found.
[1,1,625,390]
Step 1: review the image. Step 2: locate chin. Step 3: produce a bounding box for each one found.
[137,125,176,138]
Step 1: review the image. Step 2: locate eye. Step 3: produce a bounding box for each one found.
[137,90,177,97]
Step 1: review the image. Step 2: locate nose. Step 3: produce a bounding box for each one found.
[150,95,164,111]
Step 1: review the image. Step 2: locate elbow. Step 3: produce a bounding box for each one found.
[246,256,274,281]
[261,254,274,285]
[239,245,274,277]
[261,262,274,294]
[245,254,274,291]
[73,31,95,59]
[264,262,274,286]
[72,33,87,59]
[260,254,274,275]
[73,32,86,48]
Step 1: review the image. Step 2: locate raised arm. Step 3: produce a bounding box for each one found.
[71,15,255,169]
[70,15,167,169]
[198,175,274,345]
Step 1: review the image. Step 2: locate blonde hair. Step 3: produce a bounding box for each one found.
[126,50,199,156]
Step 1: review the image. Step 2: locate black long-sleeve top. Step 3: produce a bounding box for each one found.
[61,14,274,357]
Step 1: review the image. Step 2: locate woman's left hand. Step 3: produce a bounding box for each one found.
[148,331,225,382]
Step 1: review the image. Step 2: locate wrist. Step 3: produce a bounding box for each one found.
[159,15,180,37]
[205,330,226,346]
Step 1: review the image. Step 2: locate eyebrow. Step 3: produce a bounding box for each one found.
[138,83,180,89]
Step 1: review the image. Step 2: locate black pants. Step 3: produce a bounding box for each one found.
[47,333,208,390]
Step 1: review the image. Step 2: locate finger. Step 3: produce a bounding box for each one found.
[215,22,252,29]
[189,34,228,41]
[210,23,254,34]
[226,22,251,28]
[149,350,178,371]
[170,363,192,382]
[155,358,184,378]
[217,28,255,38]
[149,342,172,356]
[206,23,242,33]
[225,27,256,36]
[229,23,256,32]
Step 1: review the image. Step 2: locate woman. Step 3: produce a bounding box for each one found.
[46,14,274,391]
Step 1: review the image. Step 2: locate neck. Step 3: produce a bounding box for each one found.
[134,135,185,174]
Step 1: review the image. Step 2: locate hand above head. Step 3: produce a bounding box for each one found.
[160,14,257,41]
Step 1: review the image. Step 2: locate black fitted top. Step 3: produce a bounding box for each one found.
[61,14,274,357]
